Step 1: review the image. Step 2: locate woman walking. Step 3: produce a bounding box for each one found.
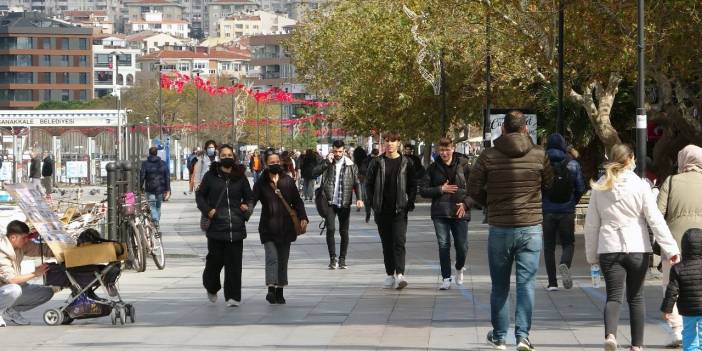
[250,152,308,304]
[194,140,219,190]
[584,144,680,351]
[196,145,252,307]
[657,144,702,347]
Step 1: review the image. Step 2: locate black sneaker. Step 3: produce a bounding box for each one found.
[517,337,535,351]
[338,257,348,269]
[328,257,338,270]
[486,331,506,350]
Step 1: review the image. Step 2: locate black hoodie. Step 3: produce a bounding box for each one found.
[662,228,702,316]
[196,161,252,242]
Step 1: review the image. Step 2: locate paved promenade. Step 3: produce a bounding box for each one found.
[3,181,675,350]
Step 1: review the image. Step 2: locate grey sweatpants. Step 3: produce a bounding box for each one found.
[264,241,290,287]
[0,284,54,314]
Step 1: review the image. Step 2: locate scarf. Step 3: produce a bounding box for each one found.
[678,145,702,173]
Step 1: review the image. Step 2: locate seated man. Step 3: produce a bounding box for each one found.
[0,220,54,327]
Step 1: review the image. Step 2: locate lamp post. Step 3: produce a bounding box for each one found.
[111,51,123,159]
[146,116,151,144]
[483,6,492,149]
[557,0,565,134]
[635,0,646,177]
[255,88,261,147]
[193,69,202,145]
[157,63,163,141]
[231,78,239,148]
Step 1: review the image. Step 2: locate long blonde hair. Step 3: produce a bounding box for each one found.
[591,144,635,191]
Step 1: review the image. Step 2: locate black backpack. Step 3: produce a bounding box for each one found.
[547,160,574,203]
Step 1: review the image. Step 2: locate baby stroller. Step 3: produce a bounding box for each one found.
[44,259,134,325]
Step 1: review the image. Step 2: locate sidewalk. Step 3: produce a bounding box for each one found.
[3,180,675,350]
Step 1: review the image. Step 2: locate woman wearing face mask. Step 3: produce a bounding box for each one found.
[249,152,308,304]
[196,144,252,307]
[584,144,681,351]
[195,140,219,190]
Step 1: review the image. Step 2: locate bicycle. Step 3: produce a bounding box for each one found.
[136,197,165,270]
[120,194,146,272]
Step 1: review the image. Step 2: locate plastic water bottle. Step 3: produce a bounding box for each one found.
[591,264,601,288]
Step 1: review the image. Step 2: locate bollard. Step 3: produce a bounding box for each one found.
[106,162,118,241]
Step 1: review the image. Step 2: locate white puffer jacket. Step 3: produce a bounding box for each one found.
[584,170,680,264]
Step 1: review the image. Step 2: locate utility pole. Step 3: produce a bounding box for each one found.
[231,78,239,149]
[440,49,448,137]
[158,63,163,141]
[483,6,492,149]
[557,0,564,134]
[635,0,647,177]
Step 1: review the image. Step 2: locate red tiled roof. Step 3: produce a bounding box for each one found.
[129,19,189,24]
[209,49,249,60]
[140,50,209,59]
[94,33,126,40]
[125,31,160,41]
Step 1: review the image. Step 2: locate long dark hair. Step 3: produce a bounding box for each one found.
[353,147,367,165]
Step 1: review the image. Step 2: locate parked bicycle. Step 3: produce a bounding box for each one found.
[136,197,165,270]
[120,192,146,272]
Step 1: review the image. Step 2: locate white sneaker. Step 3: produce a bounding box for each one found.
[383,275,395,289]
[456,267,465,285]
[395,274,408,290]
[439,278,451,290]
[546,286,559,292]
[226,299,240,307]
[0,315,5,327]
[207,292,217,303]
[3,308,29,325]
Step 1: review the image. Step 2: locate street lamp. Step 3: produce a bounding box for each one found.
[193,69,203,145]
[635,0,646,177]
[156,62,164,141]
[111,51,124,159]
[145,116,151,144]
[231,78,239,149]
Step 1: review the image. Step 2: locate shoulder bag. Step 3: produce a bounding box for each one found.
[200,180,228,232]
[271,181,306,236]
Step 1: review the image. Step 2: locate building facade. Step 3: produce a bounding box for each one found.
[217,10,295,39]
[62,10,114,34]
[128,11,190,38]
[205,0,259,37]
[0,12,93,108]
[126,31,187,54]
[92,35,140,98]
[138,46,249,81]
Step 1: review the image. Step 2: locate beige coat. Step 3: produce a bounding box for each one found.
[0,235,48,286]
[657,171,702,248]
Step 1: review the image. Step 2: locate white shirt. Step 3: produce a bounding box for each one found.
[332,158,344,207]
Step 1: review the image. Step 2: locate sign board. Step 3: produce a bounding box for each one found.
[0,164,11,181]
[66,161,88,178]
[5,184,76,262]
[489,110,538,145]
[0,110,124,127]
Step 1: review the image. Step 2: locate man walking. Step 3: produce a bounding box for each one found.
[403,143,425,181]
[312,140,363,270]
[420,137,471,290]
[542,133,585,291]
[41,152,54,196]
[140,146,171,227]
[29,151,42,194]
[468,110,553,351]
[0,220,54,326]
[366,132,417,290]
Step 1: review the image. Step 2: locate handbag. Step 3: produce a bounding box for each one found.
[271,182,306,236]
[652,175,674,256]
[200,180,228,232]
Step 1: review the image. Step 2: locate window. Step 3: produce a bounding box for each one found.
[235,24,243,29]
[0,38,16,49]
[79,90,87,100]
[41,38,51,49]
[94,71,113,83]
[225,33,230,38]
[79,72,87,84]
[79,55,88,67]
[94,54,111,67]
[194,62,206,69]
[0,89,8,100]
[41,72,52,83]
[61,38,69,49]
[61,89,70,102]
[16,54,32,66]
[78,38,87,50]
[13,90,32,101]
[16,37,33,49]
[61,72,70,83]
[16,72,32,84]
[178,63,189,71]
[43,89,52,101]
[60,55,69,66]
[117,54,131,66]
[41,55,50,66]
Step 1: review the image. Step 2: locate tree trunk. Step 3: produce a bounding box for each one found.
[569,72,623,154]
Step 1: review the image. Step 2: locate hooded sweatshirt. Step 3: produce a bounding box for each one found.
[584,170,680,264]
[542,133,586,214]
[468,132,554,227]
[661,228,702,316]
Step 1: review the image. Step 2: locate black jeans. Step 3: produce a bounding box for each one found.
[203,238,243,302]
[376,211,408,275]
[599,252,650,347]
[542,213,575,287]
[325,205,351,259]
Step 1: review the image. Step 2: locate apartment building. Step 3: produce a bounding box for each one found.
[92,34,140,98]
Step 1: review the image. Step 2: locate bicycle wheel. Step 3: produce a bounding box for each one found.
[144,218,166,270]
[127,219,146,272]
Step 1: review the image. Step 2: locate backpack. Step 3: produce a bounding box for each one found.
[547,160,574,203]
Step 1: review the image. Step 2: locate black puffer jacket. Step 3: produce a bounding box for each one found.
[250,170,308,244]
[312,156,360,208]
[196,162,252,242]
[662,228,702,316]
[140,155,170,195]
[420,152,472,221]
[365,155,417,216]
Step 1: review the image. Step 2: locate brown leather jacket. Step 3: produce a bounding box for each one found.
[468,133,554,227]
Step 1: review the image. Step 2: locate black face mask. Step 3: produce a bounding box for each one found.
[221,158,235,168]
[268,164,283,174]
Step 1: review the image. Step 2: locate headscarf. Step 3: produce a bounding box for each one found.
[678,144,702,173]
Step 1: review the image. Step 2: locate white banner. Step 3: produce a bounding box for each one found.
[66,161,88,178]
[489,113,538,145]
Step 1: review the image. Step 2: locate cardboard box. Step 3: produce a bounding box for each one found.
[63,242,128,268]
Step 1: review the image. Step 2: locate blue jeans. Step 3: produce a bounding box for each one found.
[432,218,468,279]
[488,224,543,341]
[146,193,163,226]
[683,316,702,351]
